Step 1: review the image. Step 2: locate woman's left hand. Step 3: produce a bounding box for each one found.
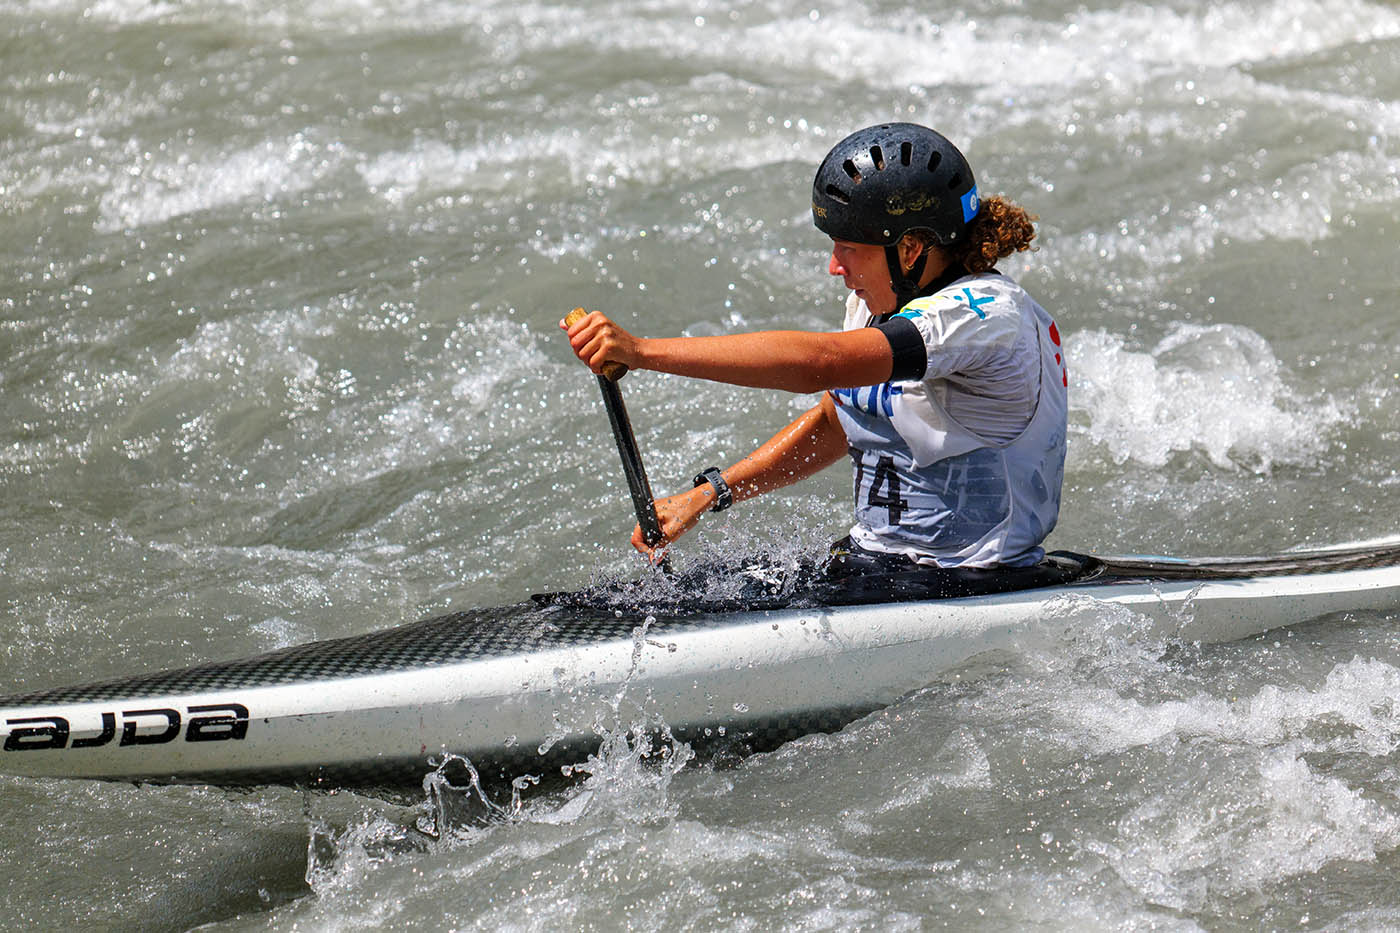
[630,486,713,562]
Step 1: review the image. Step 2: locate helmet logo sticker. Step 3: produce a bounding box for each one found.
[961,187,980,223]
[885,189,936,217]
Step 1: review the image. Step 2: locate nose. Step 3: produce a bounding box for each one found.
[828,250,847,277]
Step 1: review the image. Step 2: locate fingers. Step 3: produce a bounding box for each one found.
[631,498,682,560]
[562,309,610,345]
[561,310,628,375]
[580,334,617,375]
[561,310,596,361]
[627,488,713,558]
[630,524,670,564]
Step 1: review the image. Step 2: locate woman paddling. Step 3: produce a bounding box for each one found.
[563,122,1068,574]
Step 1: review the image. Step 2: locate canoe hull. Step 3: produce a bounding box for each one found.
[5,547,1400,787]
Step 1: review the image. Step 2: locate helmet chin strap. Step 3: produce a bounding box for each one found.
[883,243,931,313]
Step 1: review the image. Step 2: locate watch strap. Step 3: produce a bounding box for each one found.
[692,467,733,512]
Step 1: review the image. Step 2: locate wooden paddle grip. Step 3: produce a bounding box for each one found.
[564,308,629,381]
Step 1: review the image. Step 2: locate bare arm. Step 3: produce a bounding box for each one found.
[632,393,849,558]
[562,311,893,393]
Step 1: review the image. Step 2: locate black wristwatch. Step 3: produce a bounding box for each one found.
[692,467,733,512]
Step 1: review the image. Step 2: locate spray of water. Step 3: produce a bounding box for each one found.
[1068,322,1351,472]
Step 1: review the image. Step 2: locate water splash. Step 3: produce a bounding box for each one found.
[541,613,696,826]
[304,810,428,898]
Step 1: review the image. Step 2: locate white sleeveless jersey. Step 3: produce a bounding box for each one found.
[830,272,1068,568]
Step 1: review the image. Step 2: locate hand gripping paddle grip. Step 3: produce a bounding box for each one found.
[563,308,664,549]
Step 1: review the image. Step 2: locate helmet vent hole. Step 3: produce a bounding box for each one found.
[870,145,885,170]
[946,172,963,190]
[900,142,913,166]
[841,159,862,183]
[927,150,943,172]
[825,184,851,205]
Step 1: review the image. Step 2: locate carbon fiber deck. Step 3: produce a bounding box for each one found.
[0,556,1085,704]
[0,602,733,704]
[6,543,1396,706]
[1088,542,1400,579]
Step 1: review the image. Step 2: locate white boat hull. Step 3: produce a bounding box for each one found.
[3,546,1399,786]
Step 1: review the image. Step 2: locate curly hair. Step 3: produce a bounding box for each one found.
[918,196,1037,274]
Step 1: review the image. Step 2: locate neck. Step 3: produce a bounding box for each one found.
[912,245,953,289]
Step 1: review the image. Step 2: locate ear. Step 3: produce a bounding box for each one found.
[896,234,925,275]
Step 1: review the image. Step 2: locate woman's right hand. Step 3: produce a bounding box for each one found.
[561,310,643,377]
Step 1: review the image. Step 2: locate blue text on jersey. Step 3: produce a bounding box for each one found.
[961,288,992,318]
[833,383,904,417]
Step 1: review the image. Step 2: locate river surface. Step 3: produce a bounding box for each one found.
[4,0,1400,928]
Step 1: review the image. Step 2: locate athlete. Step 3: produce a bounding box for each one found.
[563,122,1068,573]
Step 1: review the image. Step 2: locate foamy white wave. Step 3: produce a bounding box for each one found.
[1067,322,1350,471]
[1092,744,1400,907]
[999,640,1400,905]
[240,310,555,501]
[869,728,992,813]
[1053,0,1400,72]
[1,0,179,23]
[11,0,1398,81]
[1046,656,1400,759]
[769,0,1400,104]
[248,614,318,650]
[720,0,1400,93]
[442,0,1400,93]
[756,0,1400,91]
[21,0,1394,124]
[358,141,484,205]
[96,134,347,232]
[354,0,1383,87]
[446,318,545,413]
[18,0,1397,240]
[166,305,335,384]
[726,11,1086,91]
[357,119,812,205]
[1064,142,1400,277]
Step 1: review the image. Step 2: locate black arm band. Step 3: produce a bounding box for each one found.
[876,316,928,382]
[692,467,733,512]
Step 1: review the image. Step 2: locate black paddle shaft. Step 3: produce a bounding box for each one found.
[595,373,665,547]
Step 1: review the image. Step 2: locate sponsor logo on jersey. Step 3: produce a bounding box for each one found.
[832,383,903,417]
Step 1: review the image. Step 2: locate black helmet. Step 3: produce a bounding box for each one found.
[811,123,979,247]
